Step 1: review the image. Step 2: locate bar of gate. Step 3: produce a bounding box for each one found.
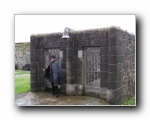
[92,48,95,90]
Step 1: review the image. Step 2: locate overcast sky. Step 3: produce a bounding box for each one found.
[15,15,135,43]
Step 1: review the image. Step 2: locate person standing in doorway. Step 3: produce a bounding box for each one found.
[43,55,62,98]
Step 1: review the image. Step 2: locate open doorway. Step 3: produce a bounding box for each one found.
[44,49,60,90]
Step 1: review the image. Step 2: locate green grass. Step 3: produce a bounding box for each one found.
[15,70,30,75]
[15,76,30,95]
[122,97,135,105]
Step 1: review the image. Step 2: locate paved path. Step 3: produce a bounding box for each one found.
[15,74,30,78]
[15,92,109,106]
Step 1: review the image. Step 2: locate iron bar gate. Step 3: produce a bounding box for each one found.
[84,47,101,91]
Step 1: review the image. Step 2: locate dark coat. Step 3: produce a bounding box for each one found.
[45,60,62,86]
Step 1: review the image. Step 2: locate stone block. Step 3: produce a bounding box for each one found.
[86,39,93,46]
[61,69,66,84]
[38,81,45,88]
[77,84,84,95]
[66,40,73,48]
[38,56,44,62]
[99,88,107,100]
[112,87,124,98]
[107,81,122,90]
[108,46,124,55]
[42,42,49,48]
[30,41,38,49]
[78,40,86,47]
[39,68,45,76]
[66,84,76,95]
[38,87,45,91]
[31,49,38,56]
[30,75,38,82]
[92,39,100,46]
[30,55,38,62]
[108,37,122,46]
[108,64,123,72]
[66,62,75,70]
[74,55,81,63]
[106,89,114,103]
[38,42,45,49]
[108,27,117,38]
[75,61,82,69]
[39,49,45,56]
[30,35,38,43]
[107,71,123,82]
[30,63,38,69]
[66,48,74,56]
[74,48,77,55]
[30,81,38,88]
[100,80,107,87]
[30,88,39,92]
[38,62,45,69]
[100,56,108,64]
[39,76,45,81]
[66,69,75,77]
[66,55,74,62]
[61,57,66,63]
[93,39,108,47]
[100,47,108,55]
[74,41,78,47]
[100,72,107,81]
[90,32,98,39]
[49,42,59,48]
[108,55,123,64]
[84,90,100,98]
[75,69,82,77]
[61,62,66,69]
[100,64,108,72]
[66,77,75,84]
[76,77,82,84]
[31,68,38,75]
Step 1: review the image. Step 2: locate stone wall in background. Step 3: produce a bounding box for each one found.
[15,42,30,68]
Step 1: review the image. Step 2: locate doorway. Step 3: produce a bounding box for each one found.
[84,47,101,92]
[44,49,60,90]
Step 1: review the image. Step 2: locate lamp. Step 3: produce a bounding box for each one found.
[62,27,70,38]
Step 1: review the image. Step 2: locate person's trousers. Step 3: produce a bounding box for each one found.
[51,83,55,94]
[51,83,59,96]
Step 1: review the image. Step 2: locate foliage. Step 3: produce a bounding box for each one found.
[15,70,30,75]
[121,97,135,105]
[15,76,30,95]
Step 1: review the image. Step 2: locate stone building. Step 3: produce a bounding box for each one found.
[15,42,30,68]
[30,27,135,105]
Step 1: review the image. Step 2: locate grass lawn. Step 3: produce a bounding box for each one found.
[15,76,30,95]
[15,70,30,75]
[121,97,135,105]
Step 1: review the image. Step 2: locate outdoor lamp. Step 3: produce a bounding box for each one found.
[62,27,70,38]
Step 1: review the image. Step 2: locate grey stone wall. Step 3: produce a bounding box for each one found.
[30,27,135,105]
[15,42,30,68]
[106,28,135,104]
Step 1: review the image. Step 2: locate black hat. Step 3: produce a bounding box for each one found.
[50,55,56,59]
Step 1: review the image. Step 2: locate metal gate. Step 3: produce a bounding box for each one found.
[85,47,101,91]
